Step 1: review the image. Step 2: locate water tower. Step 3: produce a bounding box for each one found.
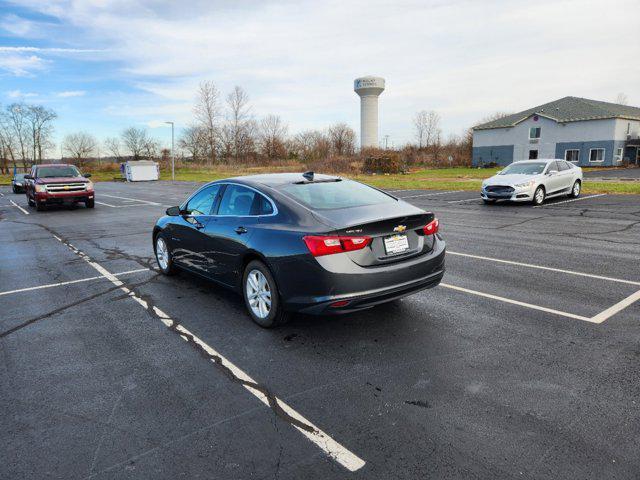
[354,76,385,149]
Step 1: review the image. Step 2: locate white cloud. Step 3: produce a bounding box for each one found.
[6,89,38,98]
[57,90,86,97]
[0,51,47,76]
[5,0,640,142]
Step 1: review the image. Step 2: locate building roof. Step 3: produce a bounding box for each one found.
[473,96,640,130]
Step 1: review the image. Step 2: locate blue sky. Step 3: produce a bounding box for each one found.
[1,0,639,153]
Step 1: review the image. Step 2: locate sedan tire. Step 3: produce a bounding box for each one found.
[532,186,545,206]
[569,180,581,198]
[243,260,290,328]
[155,234,177,275]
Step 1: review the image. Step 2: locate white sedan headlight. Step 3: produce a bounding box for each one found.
[514,180,535,188]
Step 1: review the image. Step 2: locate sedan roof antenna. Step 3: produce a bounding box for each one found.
[302,171,314,181]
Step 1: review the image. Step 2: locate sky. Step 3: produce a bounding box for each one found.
[1,0,639,152]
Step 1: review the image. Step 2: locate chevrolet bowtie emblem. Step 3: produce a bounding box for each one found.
[393,225,406,232]
[63,186,70,190]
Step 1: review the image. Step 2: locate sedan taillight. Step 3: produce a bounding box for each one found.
[303,235,371,257]
[422,218,439,235]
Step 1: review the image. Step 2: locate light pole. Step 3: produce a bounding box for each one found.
[165,121,175,181]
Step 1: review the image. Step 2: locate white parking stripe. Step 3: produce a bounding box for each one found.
[448,251,640,286]
[533,194,606,208]
[51,236,365,472]
[10,200,29,215]
[95,201,118,207]
[398,190,462,199]
[100,193,161,206]
[590,289,640,323]
[440,283,593,322]
[0,268,151,296]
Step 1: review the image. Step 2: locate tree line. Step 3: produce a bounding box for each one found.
[1,82,488,174]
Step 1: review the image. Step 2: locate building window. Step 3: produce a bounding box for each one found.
[528,149,538,159]
[529,127,541,139]
[614,148,623,162]
[589,148,605,162]
[627,123,631,135]
[564,149,580,162]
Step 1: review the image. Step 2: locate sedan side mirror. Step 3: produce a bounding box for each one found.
[24,174,33,180]
[84,173,92,178]
[547,170,558,175]
[166,206,181,216]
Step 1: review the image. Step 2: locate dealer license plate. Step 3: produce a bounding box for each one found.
[383,234,409,255]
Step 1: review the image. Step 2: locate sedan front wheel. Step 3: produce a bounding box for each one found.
[155,234,177,275]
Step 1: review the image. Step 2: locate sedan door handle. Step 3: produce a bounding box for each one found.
[235,226,248,235]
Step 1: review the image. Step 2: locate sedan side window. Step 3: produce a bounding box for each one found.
[185,185,220,215]
[218,185,257,216]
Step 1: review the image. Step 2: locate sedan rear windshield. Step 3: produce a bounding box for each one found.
[281,180,395,210]
[500,162,546,175]
[37,166,81,178]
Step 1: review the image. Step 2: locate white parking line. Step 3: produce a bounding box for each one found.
[95,201,118,207]
[440,283,593,322]
[9,200,29,215]
[448,251,640,286]
[100,194,161,206]
[533,194,606,208]
[0,268,151,297]
[51,235,365,472]
[399,190,462,199]
[590,289,640,323]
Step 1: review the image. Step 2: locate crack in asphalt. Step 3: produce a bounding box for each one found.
[3,219,319,437]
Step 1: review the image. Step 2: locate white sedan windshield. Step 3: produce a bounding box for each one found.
[500,162,546,175]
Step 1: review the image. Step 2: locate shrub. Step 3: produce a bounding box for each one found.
[362,152,404,174]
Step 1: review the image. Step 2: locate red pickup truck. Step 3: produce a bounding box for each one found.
[25,164,95,211]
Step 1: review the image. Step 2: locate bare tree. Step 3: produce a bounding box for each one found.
[142,137,161,159]
[178,125,207,162]
[327,123,356,156]
[26,105,57,163]
[104,137,123,160]
[226,86,253,162]
[194,80,220,164]
[291,130,330,161]
[413,110,441,149]
[615,93,629,105]
[259,114,288,160]
[62,132,97,165]
[3,103,31,169]
[121,127,149,160]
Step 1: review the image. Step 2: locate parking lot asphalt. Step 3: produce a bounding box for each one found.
[1,181,639,479]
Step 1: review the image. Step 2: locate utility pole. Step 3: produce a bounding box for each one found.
[165,121,175,181]
[383,135,390,150]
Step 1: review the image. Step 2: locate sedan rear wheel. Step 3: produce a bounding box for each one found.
[533,186,545,206]
[243,260,289,328]
[569,180,581,198]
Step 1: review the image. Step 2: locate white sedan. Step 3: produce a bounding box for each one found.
[481,159,583,206]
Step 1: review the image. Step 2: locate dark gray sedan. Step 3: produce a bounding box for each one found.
[153,172,445,327]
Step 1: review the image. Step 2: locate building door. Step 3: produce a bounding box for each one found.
[636,148,640,165]
[529,150,538,159]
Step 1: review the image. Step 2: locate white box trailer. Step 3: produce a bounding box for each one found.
[122,160,160,182]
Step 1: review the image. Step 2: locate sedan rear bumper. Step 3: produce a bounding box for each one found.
[278,237,446,314]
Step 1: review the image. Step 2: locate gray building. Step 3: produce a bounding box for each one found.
[472,97,640,167]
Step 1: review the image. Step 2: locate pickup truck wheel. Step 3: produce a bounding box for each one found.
[85,199,95,209]
[27,195,35,207]
[155,234,177,275]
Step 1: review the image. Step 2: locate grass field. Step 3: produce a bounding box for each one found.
[2,166,639,195]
